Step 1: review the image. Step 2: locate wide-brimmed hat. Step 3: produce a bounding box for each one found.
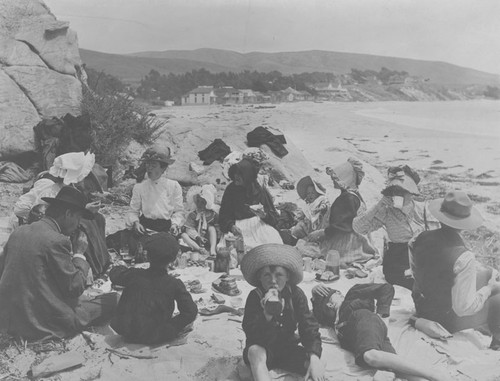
[428,191,483,230]
[42,186,94,220]
[296,176,326,200]
[49,152,95,185]
[141,146,175,165]
[240,244,303,287]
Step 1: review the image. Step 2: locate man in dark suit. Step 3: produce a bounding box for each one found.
[0,186,117,340]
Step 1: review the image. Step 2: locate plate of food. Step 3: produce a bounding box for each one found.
[315,271,340,283]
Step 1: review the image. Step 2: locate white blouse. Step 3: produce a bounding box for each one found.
[126,177,184,228]
[14,179,63,220]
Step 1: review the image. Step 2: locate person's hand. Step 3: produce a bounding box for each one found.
[133,221,145,235]
[260,290,284,321]
[307,229,325,243]
[379,196,393,208]
[488,270,500,294]
[85,201,101,214]
[312,284,332,297]
[294,209,305,221]
[414,318,452,341]
[488,269,499,283]
[73,230,88,255]
[231,225,243,237]
[305,354,325,381]
[249,204,266,219]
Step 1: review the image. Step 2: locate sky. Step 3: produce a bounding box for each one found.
[43,0,500,75]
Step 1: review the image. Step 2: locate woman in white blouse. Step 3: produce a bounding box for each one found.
[126,147,184,236]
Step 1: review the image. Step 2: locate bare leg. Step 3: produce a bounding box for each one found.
[180,233,202,252]
[208,226,217,255]
[247,345,271,381]
[363,350,452,381]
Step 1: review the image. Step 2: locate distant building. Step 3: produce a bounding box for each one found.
[181,86,216,105]
[213,87,257,104]
[282,87,302,102]
[312,82,350,100]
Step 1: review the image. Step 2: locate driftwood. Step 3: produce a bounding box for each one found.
[105,348,156,360]
[29,352,84,379]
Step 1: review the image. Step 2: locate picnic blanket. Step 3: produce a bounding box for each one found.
[71,265,500,381]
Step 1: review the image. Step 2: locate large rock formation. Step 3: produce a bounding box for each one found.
[0,0,83,157]
[145,116,315,187]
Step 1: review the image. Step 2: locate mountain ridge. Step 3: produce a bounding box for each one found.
[80,48,500,86]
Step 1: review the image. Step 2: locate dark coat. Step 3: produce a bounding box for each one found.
[219,182,279,233]
[109,266,198,345]
[0,218,90,340]
[242,284,322,358]
[325,190,361,236]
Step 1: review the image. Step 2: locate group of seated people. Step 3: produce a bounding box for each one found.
[0,144,498,381]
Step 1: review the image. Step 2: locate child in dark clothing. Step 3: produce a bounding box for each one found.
[240,244,325,381]
[110,233,197,345]
[311,283,451,381]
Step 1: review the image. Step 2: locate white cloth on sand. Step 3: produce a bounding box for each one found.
[235,216,282,250]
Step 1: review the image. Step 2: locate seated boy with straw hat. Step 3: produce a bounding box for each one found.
[240,244,325,381]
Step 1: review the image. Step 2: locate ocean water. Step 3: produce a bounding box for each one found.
[356,100,500,138]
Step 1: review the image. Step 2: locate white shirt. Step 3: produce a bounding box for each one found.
[14,179,62,220]
[126,177,184,228]
[452,251,494,316]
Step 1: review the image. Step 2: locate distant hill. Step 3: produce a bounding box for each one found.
[80,48,500,86]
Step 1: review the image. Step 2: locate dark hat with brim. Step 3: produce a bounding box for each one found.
[241,244,303,287]
[42,186,94,220]
[428,191,483,230]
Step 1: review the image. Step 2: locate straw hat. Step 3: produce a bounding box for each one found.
[42,186,94,220]
[296,176,326,200]
[141,146,175,165]
[240,244,303,287]
[428,191,483,230]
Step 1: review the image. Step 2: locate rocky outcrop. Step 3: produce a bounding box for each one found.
[149,116,315,187]
[0,0,83,157]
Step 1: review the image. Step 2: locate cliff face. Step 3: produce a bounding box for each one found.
[0,0,83,157]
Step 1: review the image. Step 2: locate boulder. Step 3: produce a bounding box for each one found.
[152,116,314,186]
[4,66,82,118]
[0,0,84,158]
[0,71,40,155]
[0,37,47,68]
